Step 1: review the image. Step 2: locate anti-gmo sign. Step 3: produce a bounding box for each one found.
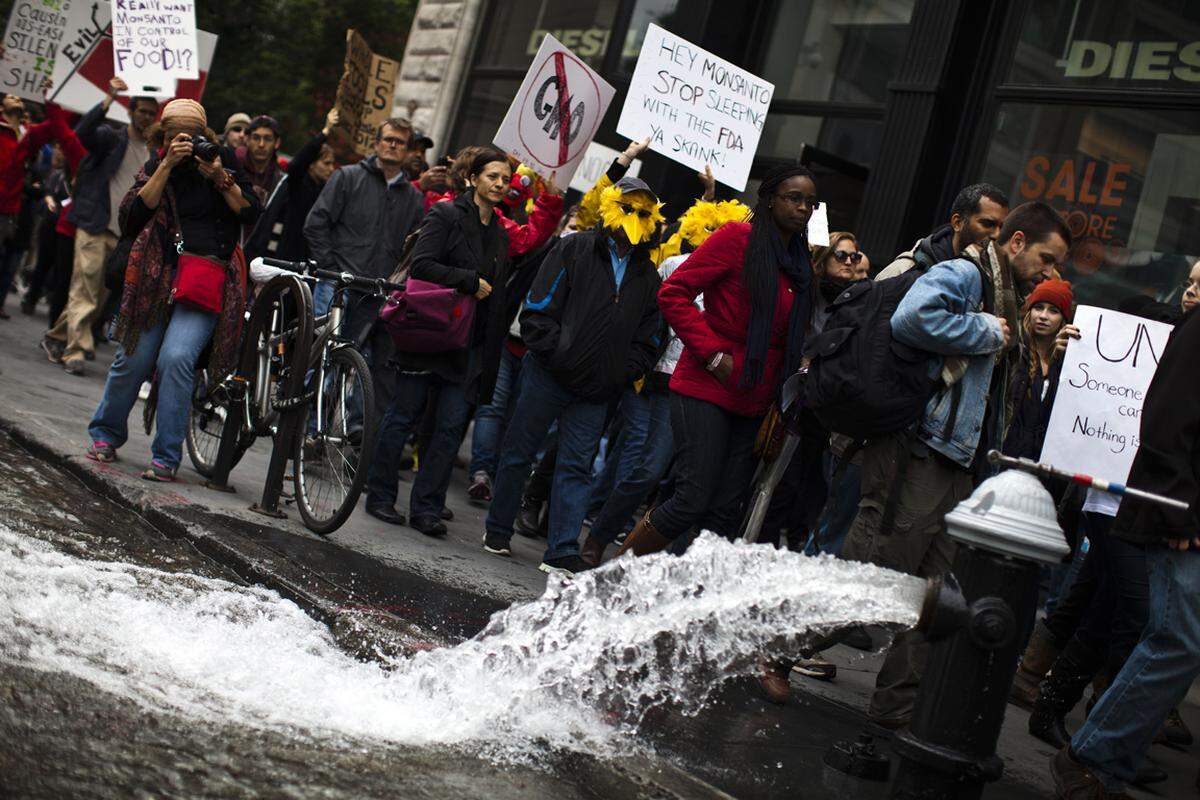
[495,34,614,188]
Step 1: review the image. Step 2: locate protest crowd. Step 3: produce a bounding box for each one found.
[2,14,1199,800]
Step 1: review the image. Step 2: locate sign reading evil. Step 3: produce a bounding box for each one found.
[617,23,773,192]
[1040,305,1172,485]
[494,33,615,188]
[110,0,198,96]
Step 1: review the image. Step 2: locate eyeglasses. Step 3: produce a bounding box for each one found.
[227,126,245,134]
[617,201,654,219]
[833,250,863,264]
[379,136,409,148]
[775,192,820,209]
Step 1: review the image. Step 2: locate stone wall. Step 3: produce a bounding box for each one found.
[391,0,486,157]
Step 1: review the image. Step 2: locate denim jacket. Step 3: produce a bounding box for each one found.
[891,259,1008,468]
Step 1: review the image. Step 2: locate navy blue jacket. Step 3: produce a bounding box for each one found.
[66,103,135,234]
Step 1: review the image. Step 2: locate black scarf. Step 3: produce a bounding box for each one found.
[742,228,811,389]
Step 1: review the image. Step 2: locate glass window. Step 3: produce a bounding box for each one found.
[1007,0,1200,89]
[760,0,914,104]
[474,0,620,69]
[980,102,1200,310]
[617,0,713,75]
[448,77,521,154]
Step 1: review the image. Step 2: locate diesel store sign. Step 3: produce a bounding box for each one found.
[1058,40,1200,81]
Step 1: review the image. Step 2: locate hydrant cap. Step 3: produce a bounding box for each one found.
[944,470,1069,564]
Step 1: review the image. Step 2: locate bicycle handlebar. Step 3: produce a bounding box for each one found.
[250,257,404,294]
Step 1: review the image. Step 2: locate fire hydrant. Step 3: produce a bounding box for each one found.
[889,469,1070,799]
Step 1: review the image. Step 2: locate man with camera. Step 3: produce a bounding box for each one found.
[42,77,158,375]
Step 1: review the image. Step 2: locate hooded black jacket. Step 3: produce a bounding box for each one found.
[520,230,661,400]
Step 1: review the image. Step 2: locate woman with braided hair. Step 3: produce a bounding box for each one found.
[617,163,818,557]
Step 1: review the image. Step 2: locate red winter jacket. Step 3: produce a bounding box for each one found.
[658,222,798,418]
[424,188,563,257]
[0,103,73,215]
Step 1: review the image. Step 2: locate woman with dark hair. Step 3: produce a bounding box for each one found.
[365,148,514,536]
[84,99,259,480]
[618,164,817,556]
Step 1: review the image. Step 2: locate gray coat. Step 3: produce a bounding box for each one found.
[303,155,423,279]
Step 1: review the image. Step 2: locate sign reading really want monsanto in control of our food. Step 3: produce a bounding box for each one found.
[1039,305,1173,485]
[493,33,615,189]
[617,23,773,192]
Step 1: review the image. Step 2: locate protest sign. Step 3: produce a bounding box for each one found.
[110,0,198,95]
[617,24,773,192]
[568,140,640,194]
[807,203,830,247]
[354,52,399,156]
[494,33,615,188]
[0,0,73,101]
[1039,305,1172,484]
[330,29,373,157]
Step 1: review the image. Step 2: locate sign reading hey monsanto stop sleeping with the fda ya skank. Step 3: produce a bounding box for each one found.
[617,23,773,192]
[494,33,615,189]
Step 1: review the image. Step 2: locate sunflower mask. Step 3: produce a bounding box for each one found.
[599,184,665,246]
[654,198,751,263]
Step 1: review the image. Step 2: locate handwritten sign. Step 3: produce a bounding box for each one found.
[1,0,73,101]
[110,0,198,96]
[617,24,773,192]
[1040,305,1173,484]
[494,33,615,189]
[355,51,399,157]
[330,29,372,158]
[568,140,640,194]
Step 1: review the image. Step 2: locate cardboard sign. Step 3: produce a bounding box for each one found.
[617,24,773,192]
[331,29,373,157]
[494,33,615,188]
[110,0,198,95]
[1039,305,1172,484]
[354,52,399,156]
[0,0,74,101]
[568,140,640,193]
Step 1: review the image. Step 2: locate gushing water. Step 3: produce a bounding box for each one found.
[0,525,924,757]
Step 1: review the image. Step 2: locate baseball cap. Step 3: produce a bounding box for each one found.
[614,176,659,204]
[224,112,251,132]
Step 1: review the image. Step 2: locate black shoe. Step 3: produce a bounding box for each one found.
[1028,637,1102,749]
[1162,707,1194,747]
[410,514,447,537]
[440,507,454,521]
[514,496,544,538]
[365,504,406,526]
[1133,760,1168,786]
[482,531,511,556]
[539,554,593,578]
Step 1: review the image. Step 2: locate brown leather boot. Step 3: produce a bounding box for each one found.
[757,659,792,705]
[615,511,671,557]
[580,535,607,568]
[1010,618,1061,710]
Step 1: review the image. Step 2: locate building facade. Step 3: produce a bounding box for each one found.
[393,0,1200,307]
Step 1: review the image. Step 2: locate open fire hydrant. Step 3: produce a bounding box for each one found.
[888,468,1070,799]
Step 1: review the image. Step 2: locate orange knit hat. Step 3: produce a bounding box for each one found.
[1023,279,1074,322]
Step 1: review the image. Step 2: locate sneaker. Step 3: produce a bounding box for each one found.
[141,460,176,482]
[514,496,544,538]
[467,471,492,503]
[138,382,152,401]
[539,554,593,578]
[792,654,837,682]
[62,358,84,376]
[40,336,64,364]
[482,532,512,556]
[86,440,117,463]
[1050,747,1134,799]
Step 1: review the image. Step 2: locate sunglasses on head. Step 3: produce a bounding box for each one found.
[617,201,654,219]
[834,250,863,264]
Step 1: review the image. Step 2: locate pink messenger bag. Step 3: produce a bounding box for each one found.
[379,278,476,353]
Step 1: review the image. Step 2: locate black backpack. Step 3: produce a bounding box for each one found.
[802,269,940,439]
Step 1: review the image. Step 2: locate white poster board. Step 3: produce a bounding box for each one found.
[0,0,74,101]
[494,33,615,189]
[110,0,198,96]
[568,140,641,194]
[617,23,773,192]
[1039,305,1173,483]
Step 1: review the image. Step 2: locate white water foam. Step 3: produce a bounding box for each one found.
[0,526,925,757]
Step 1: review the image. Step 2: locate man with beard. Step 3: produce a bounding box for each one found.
[877,183,1010,280]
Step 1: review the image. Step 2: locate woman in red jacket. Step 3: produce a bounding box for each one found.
[619,164,818,555]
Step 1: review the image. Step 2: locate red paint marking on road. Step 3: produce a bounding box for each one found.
[553,51,571,166]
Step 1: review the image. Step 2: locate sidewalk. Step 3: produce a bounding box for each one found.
[2,308,1195,799]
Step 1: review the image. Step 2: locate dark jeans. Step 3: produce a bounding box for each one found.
[806,451,861,556]
[468,346,523,477]
[648,392,761,541]
[366,372,470,519]
[1075,512,1149,681]
[485,355,607,561]
[587,386,653,517]
[589,389,674,544]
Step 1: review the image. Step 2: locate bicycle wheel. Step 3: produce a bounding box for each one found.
[293,346,376,535]
[185,369,226,478]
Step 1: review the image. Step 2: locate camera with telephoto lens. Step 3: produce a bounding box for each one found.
[190,135,221,162]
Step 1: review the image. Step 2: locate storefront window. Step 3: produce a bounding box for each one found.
[448,77,521,154]
[617,0,712,74]
[474,0,620,69]
[761,0,914,104]
[1007,0,1200,90]
[980,103,1200,309]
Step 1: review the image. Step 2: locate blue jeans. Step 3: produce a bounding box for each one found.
[467,346,522,477]
[1073,546,1200,791]
[485,355,607,561]
[586,386,652,517]
[366,371,470,519]
[806,452,862,556]
[588,390,673,544]
[89,305,217,470]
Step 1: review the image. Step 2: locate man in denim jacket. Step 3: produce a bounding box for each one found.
[842,201,1070,729]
